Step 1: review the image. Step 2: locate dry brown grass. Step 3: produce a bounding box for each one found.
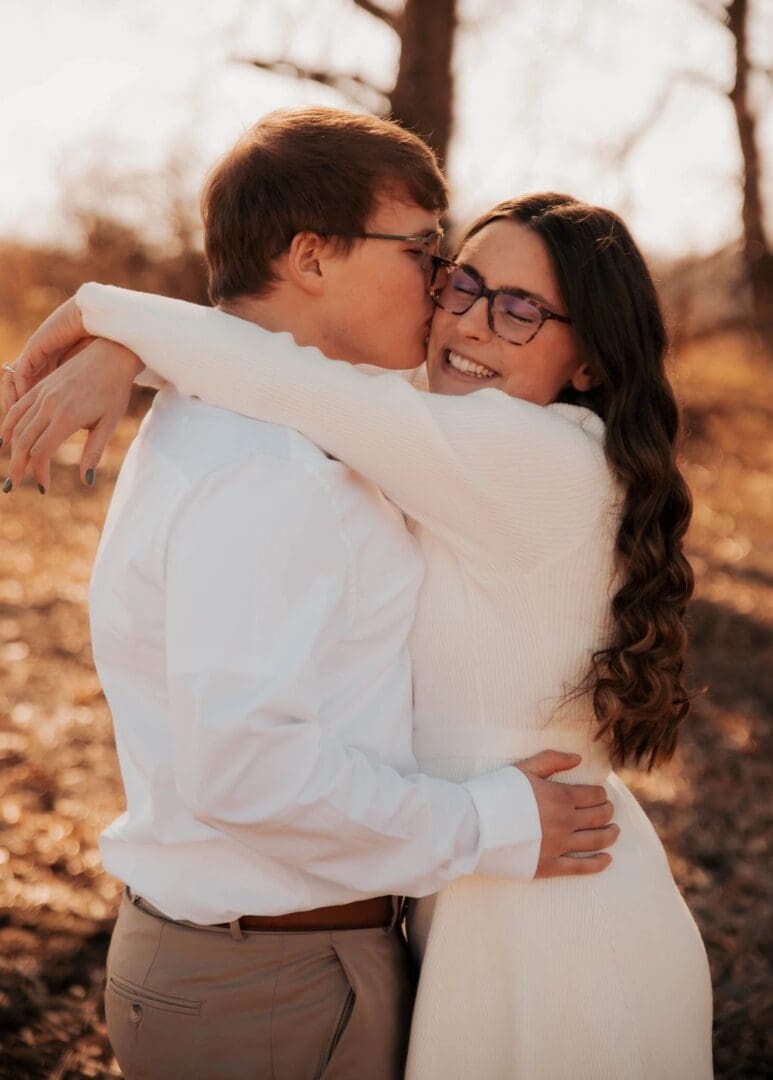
[0,328,770,1078]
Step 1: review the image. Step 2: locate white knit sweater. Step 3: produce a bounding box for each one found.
[78,284,623,768]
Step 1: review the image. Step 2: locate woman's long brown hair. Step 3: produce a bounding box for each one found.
[462,194,695,769]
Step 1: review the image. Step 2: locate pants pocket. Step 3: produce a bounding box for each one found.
[319,982,356,1076]
[105,972,204,1079]
[323,930,414,1080]
[107,972,202,1015]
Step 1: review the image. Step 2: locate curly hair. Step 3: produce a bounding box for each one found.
[461,194,695,769]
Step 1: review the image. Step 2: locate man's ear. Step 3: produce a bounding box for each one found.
[284,232,329,296]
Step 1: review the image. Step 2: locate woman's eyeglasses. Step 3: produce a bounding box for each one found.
[428,256,571,345]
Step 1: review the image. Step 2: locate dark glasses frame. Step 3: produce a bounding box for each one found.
[312,229,445,271]
[429,255,572,345]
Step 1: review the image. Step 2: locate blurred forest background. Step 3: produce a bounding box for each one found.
[0,0,771,1077]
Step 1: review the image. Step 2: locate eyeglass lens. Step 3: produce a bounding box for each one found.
[431,264,543,343]
[418,235,443,273]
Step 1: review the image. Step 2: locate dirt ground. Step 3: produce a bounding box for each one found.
[0,331,770,1078]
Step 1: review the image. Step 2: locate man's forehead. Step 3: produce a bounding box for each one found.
[367,195,441,235]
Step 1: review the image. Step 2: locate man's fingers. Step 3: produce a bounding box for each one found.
[519,750,582,779]
[567,783,608,809]
[567,824,620,853]
[553,852,613,876]
[573,801,614,830]
[80,413,119,485]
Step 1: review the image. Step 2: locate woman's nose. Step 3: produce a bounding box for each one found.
[456,296,492,340]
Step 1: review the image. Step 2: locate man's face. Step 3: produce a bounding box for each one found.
[319,195,440,370]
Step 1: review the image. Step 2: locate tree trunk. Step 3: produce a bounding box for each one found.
[727,0,772,336]
[388,0,457,169]
[240,1,458,171]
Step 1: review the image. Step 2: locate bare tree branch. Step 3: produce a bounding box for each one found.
[606,84,678,164]
[350,0,403,33]
[237,0,458,169]
[234,57,391,113]
[612,0,771,329]
[606,65,727,165]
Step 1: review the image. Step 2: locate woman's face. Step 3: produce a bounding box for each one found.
[426,219,594,403]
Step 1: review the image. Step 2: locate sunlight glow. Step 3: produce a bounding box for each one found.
[1,0,770,258]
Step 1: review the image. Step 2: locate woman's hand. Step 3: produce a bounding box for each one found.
[0,338,143,492]
[1,296,88,409]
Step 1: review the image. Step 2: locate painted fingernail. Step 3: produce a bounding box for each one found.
[38,484,46,495]
[85,468,96,487]
[2,478,12,493]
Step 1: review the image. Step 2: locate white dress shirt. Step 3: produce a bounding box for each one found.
[90,383,541,925]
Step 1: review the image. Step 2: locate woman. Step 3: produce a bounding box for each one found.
[3,193,713,1076]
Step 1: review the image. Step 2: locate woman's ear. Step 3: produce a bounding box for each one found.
[285,232,328,296]
[570,362,598,393]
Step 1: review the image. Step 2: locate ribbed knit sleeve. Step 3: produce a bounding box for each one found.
[78,284,613,570]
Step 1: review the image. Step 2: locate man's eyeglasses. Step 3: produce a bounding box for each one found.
[428,256,572,346]
[313,229,444,273]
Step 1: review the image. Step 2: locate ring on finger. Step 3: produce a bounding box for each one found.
[2,363,16,374]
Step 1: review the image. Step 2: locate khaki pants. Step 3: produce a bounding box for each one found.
[105,892,416,1079]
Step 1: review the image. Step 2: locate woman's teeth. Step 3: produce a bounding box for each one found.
[447,351,497,379]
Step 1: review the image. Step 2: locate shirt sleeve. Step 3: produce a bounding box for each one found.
[78,285,613,571]
[164,452,541,900]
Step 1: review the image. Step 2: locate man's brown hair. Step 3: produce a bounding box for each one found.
[202,106,448,304]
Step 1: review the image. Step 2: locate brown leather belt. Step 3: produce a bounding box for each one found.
[234,895,395,932]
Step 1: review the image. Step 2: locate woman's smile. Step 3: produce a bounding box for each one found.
[443,348,499,381]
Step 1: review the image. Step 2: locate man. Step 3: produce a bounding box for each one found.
[1,108,617,1079]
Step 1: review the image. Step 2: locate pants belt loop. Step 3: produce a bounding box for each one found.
[229,918,246,942]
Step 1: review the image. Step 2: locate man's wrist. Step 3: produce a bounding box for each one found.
[465,766,542,881]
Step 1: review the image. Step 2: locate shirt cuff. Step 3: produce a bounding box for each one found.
[465,766,542,880]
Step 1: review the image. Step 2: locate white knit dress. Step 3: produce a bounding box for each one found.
[78,285,714,1079]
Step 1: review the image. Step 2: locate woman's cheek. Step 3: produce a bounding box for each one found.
[426,313,448,363]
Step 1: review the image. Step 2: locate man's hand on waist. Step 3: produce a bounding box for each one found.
[516,750,618,878]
